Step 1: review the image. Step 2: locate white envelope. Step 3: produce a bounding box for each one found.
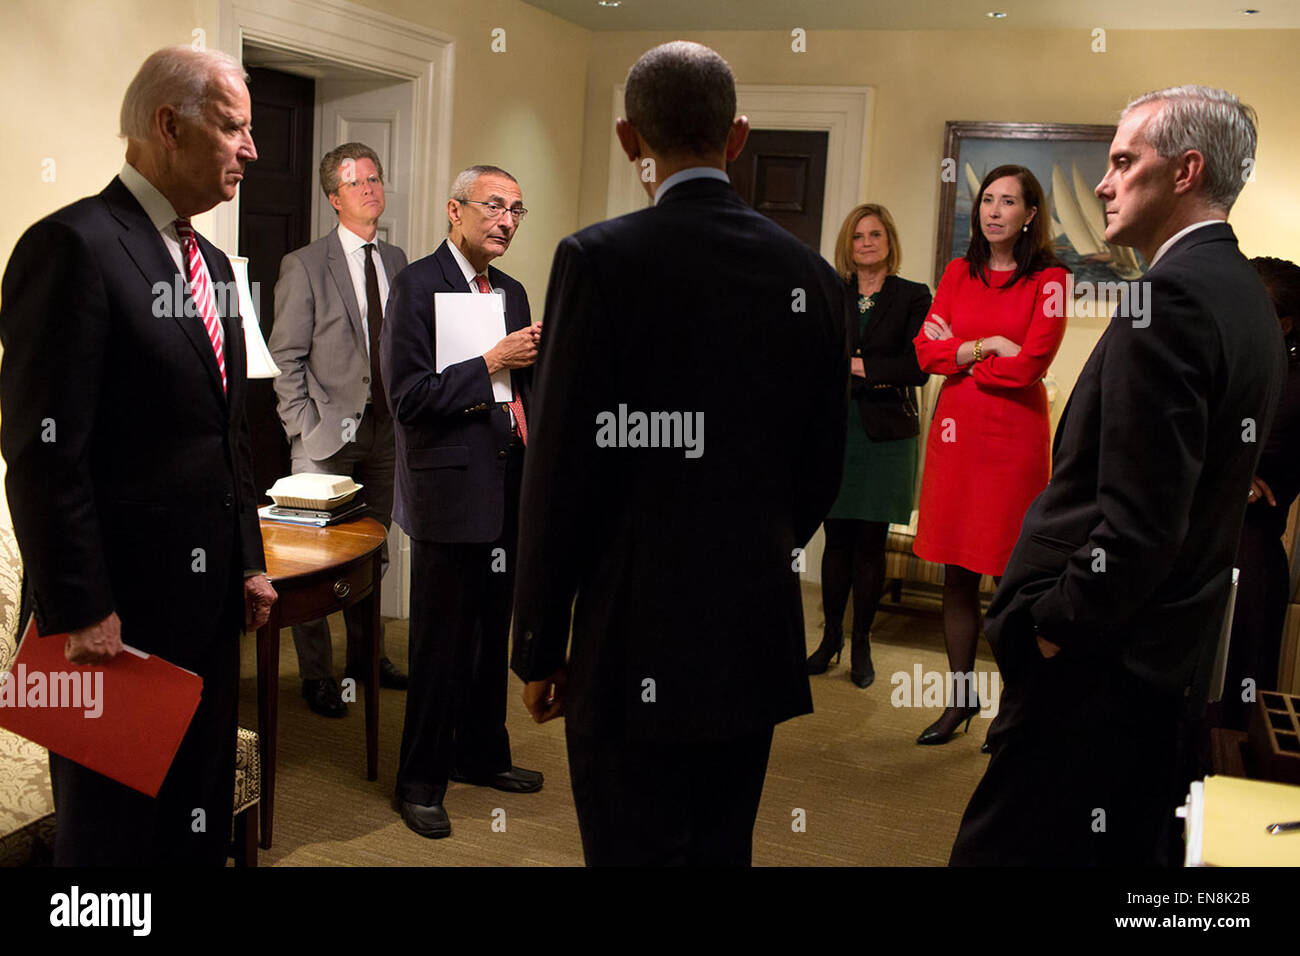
[434,292,513,402]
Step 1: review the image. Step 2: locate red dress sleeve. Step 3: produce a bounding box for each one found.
[913,260,965,376]
[972,266,1069,390]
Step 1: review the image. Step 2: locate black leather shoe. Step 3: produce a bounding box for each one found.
[450,766,544,793]
[346,657,409,690]
[379,657,408,690]
[302,678,347,718]
[398,800,451,839]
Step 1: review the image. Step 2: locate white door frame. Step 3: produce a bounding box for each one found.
[216,0,454,260]
[605,84,875,262]
[218,0,454,618]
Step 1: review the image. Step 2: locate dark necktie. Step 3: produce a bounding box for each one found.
[364,243,389,423]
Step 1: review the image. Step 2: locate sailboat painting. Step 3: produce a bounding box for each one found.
[936,121,1148,288]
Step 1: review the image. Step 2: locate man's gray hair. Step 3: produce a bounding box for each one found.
[450,165,518,201]
[625,41,735,158]
[120,46,247,141]
[1123,84,1258,212]
[448,165,518,233]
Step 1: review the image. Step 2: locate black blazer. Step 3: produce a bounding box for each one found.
[510,177,849,741]
[0,177,265,669]
[380,239,533,543]
[985,222,1287,695]
[848,274,931,438]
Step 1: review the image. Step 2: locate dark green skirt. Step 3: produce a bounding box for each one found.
[826,400,918,524]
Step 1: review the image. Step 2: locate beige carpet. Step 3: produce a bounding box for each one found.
[237,583,999,866]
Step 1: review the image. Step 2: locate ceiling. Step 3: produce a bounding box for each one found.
[518,0,1299,32]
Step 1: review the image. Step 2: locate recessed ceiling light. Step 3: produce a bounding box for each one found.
[597,0,622,6]
[986,11,1008,18]
[1239,8,1261,13]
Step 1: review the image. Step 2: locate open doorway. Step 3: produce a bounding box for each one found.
[217,0,455,618]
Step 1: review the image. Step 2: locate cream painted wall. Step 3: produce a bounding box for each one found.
[2,0,590,300]
[349,0,590,295]
[579,28,1300,422]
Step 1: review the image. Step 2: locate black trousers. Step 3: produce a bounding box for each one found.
[50,629,240,866]
[288,410,396,679]
[565,725,774,866]
[950,646,1183,867]
[395,444,521,806]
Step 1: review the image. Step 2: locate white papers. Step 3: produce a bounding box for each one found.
[434,292,512,402]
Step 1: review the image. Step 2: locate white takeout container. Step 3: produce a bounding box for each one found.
[266,474,364,510]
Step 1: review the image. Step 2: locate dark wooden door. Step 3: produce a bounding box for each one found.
[238,66,315,504]
[727,129,829,252]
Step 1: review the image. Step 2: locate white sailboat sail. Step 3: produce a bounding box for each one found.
[1052,163,1103,257]
[1072,163,1110,249]
[965,163,982,204]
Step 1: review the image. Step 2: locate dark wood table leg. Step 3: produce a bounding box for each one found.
[257,605,280,850]
[364,549,380,781]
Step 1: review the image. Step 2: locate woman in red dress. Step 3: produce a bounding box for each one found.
[912,163,1069,745]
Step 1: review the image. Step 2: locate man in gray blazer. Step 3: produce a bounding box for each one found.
[268,141,409,717]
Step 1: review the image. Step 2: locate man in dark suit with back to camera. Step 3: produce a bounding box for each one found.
[510,41,849,866]
[381,165,544,839]
[0,46,277,865]
[268,141,409,719]
[950,85,1286,867]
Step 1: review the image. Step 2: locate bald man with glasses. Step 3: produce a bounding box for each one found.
[379,164,543,839]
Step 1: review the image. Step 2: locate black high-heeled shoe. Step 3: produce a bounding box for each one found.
[916,700,981,745]
[805,624,844,675]
[849,629,874,688]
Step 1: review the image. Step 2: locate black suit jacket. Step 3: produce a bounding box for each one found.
[380,239,532,543]
[986,222,1286,694]
[510,177,849,741]
[850,274,931,436]
[0,177,264,669]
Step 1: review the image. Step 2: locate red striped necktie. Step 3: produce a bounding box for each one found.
[474,273,527,444]
[174,218,227,393]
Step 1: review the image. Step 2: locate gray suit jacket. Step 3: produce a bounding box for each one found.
[269,227,408,461]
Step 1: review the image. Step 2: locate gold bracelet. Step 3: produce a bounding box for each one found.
[973,338,984,362]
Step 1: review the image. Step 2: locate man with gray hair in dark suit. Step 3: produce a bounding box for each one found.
[951,85,1285,867]
[1,45,275,865]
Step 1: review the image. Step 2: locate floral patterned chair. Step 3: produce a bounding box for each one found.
[0,519,55,866]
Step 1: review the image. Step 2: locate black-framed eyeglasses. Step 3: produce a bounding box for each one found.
[459,199,528,221]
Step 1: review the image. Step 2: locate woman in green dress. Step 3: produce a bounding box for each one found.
[806,203,932,687]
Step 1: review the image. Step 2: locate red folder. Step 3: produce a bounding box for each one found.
[0,618,203,797]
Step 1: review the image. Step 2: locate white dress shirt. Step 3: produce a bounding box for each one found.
[1149,219,1224,268]
[336,222,390,358]
[447,237,490,291]
[654,166,730,205]
[119,161,223,347]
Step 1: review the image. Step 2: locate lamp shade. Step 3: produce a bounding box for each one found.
[228,255,280,379]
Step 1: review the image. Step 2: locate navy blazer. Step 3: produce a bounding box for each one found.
[380,239,532,543]
[510,177,849,741]
[985,222,1286,696]
[0,177,264,668]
